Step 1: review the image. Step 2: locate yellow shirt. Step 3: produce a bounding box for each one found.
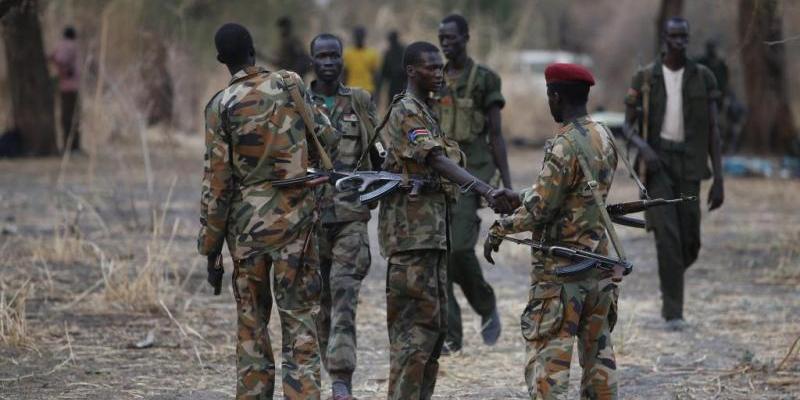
[344,47,379,93]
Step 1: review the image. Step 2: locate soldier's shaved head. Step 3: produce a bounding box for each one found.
[441,14,469,35]
[214,23,254,66]
[310,33,343,56]
[403,41,439,69]
[664,16,690,32]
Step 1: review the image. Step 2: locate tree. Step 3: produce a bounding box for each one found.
[0,0,57,156]
[738,0,797,154]
[655,0,683,54]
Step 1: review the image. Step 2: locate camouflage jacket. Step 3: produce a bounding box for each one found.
[434,57,504,182]
[378,93,462,257]
[490,116,618,278]
[198,66,337,260]
[309,82,378,224]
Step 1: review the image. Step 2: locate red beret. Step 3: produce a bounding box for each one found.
[545,63,595,86]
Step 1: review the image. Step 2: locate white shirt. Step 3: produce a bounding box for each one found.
[660,65,685,142]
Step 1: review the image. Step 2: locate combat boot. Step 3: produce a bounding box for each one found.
[332,380,354,400]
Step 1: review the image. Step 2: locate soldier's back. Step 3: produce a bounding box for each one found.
[206,66,317,260]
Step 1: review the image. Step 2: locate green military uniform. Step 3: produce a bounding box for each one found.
[434,57,505,349]
[625,60,719,321]
[490,116,619,399]
[308,82,378,388]
[379,92,463,400]
[198,66,337,399]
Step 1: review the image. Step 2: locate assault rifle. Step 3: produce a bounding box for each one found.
[272,168,440,204]
[606,196,697,229]
[492,234,633,278]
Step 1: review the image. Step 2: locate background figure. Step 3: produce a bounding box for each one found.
[696,39,743,152]
[696,40,729,102]
[275,16,311,76]
[378,30,406,106]
[435,13,510,354]
[623,17,724,331]
[48,26,80,152]
[343,26,379,94]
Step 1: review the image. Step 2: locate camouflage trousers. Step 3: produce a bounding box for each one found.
[317,220,371,383]
[232,230,322,400]
[522,275,618,400]
[386,250,448,400]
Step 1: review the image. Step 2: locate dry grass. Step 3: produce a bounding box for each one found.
[0,280,33,347]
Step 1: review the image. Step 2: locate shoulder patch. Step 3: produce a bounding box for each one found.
[407,128,431,144]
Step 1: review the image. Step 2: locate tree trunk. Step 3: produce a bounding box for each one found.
[1,0,56,156]
[655,0,684,54]
[738,0,797,155]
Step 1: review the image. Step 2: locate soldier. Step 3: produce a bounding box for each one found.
[378,31,406,107]
[485,63,622,399]
[435,13,511,352]
[696,40,729,104]
[275,16,311,76]
[378,41,517,400]
[198,23,336,399]
[307,33,380,400]
[624,17,724,330]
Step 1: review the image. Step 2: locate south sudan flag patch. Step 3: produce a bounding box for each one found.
[407,128,431,144]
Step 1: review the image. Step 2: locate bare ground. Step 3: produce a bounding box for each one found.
[0,144,798,400]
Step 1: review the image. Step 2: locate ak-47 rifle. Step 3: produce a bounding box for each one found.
[493,234,633,278]
[489,195,697,276]
[271,168,442,204]
[606,196,697,215]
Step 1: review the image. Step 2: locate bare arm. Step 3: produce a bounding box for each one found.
[487,105,512,189]
[427,150,519,213]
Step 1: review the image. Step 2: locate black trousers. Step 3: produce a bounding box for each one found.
[645,147,702,320]
[61,91,80,151]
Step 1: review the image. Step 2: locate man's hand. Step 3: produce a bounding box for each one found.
[707,178,724,211]
[207,253,224,296]
[483,232,502,265]
[485,188,520,214]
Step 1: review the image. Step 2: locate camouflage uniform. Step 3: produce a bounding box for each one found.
[198,66,337,399]
[625,60,718,320]
[434,57,505,349]
[379,92,463,400]
[490,116,619,399]
[308,83,377,386]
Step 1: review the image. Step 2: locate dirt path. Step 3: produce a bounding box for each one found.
[1,146,798,399]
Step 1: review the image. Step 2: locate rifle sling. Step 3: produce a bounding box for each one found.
[566,122,628,262]
[279,71,334,170]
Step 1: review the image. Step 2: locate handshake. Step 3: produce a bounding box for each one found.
[482,188,521,215]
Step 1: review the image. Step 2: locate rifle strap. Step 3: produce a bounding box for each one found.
[279,71,334,170]
[463,61,479,100]
[599,123,649,199]
[354,93,402,171]
[349,89,376,170]
[638,66,652,187]
[567,122,628,262]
